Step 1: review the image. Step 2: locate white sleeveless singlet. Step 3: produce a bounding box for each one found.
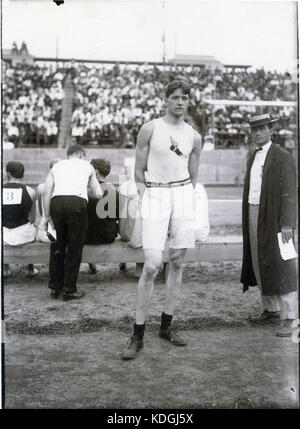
[146,118,195,183]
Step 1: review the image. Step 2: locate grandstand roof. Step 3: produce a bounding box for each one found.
[169,54,223,68]
[34,57,165,66]
[224,64,252,69]
[173,54,217,61]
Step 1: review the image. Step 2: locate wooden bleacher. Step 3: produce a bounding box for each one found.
[4,236,243,265]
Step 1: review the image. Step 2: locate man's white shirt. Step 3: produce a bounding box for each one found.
[248,141,272,205]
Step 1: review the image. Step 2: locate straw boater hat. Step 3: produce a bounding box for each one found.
[248,113,278,128]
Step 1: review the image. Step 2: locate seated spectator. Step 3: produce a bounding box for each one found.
[7,121,19,146]
[86,158,120,274]
[283,135,296,155]
[3,161,38,278]
[46,120,58,145]
[71,120,84,144]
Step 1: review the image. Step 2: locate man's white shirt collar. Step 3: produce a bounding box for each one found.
[256,141,272,154]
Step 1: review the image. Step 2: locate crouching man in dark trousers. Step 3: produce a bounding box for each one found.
[43,144,102,301]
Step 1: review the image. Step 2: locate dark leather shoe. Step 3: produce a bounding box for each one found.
[249,310,280,323]
[62,290,85,301]
[122,335,143,360]
[4,268,12,278]
[119,263,127,272]
[26,267,39,278]
[50,289,62,299]
[159,328,186,346]
[88,264,97,275]
[276,319,295,337]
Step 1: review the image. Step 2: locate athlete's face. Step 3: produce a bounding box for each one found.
[165,88,189,118]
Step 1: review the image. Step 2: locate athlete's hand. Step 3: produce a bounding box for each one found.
[137,193,144,207]
[43,217,54,231]
[43,218,49,231]
[136,182,147,205]
[281,226,293,243]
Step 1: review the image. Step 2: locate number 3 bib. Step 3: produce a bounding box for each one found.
[3,188,23,205]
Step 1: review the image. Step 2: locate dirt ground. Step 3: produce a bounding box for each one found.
[3,259,299,409]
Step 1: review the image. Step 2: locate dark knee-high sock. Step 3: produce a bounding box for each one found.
[160,312,173,330]
[133,323,145,341]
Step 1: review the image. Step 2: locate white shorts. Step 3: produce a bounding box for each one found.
[36,226,50,243]
[35,218,57,243]
[3,222,36,246]
[141,183,196,250]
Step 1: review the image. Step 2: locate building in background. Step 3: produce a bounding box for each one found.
[3,42,34,67]
[169,54,224,70]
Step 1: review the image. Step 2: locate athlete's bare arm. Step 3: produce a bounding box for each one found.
[188,130,202,187]
[26,186,37,224]
[88,166,103,200]
[43,171,54,227]
[134,121,154,199]
[36,183,44,217]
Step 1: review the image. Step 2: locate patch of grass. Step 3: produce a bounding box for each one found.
[210,224,242,235]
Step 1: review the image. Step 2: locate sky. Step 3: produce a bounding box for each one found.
[2,0,298,72]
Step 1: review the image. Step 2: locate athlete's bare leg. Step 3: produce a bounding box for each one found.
[163,248,187,315]
[136,249,164,325]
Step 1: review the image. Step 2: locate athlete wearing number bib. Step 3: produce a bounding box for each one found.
[3,182,36,246]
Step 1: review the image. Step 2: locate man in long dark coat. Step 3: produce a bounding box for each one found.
[241,113,298,337]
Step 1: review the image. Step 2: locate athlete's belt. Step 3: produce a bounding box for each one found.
[146,178,192,188]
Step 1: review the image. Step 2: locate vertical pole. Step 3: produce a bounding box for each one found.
[56,35,59,70]
[162,2,166,65]
[174,34,177,57]
[211,76,216,146]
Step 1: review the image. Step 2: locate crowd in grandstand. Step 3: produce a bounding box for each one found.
[3,58,297,149]
[70,62,296,148]
[2,61,64,147]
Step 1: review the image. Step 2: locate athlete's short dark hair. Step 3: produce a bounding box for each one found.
[91,158,111,178]
[67,144,86,157]
[6,161,25,179]
[165,80,191,98]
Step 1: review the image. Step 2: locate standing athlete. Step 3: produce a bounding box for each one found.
[122,80,202,360]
